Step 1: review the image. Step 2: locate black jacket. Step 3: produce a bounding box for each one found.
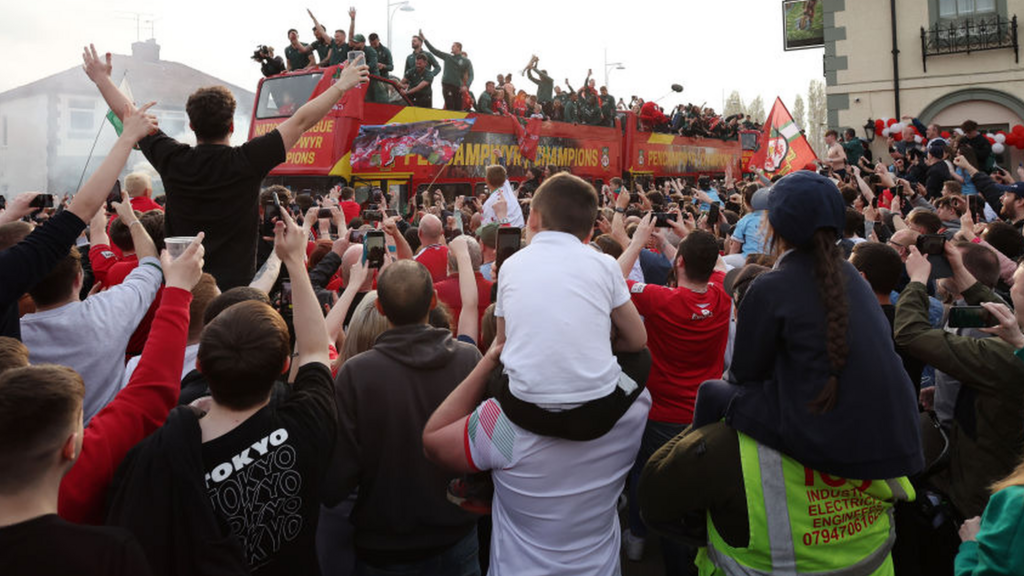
[106,407,250,576]
[727,250,925,480]
[925,160,952,199]
[324,324,481,563]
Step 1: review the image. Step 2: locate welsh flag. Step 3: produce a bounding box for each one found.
[513,117,542,161]
[310,64,368,119]
[105,77,134,135]
[749,97,818,176]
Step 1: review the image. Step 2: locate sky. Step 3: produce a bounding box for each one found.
[0,0,824,115]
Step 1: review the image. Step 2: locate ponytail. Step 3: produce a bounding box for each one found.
[808,229,848,414]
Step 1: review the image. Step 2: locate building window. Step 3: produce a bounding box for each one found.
[933,0,1003,22]
[156,110,188,137]
[940,0,996,18]
[68,98,96,139]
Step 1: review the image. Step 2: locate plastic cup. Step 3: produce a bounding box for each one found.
[165,236,198,259]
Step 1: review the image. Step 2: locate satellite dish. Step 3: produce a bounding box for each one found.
[671,84,684,93]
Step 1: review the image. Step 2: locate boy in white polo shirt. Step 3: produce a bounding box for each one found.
[422,173,651,575]
[496,172,646,408]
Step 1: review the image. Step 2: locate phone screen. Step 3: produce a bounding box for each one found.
[496,227,522,269]
[916,234,946,256]
[262,192,281,222]
[317,208,332,219]
[654,212,678,228]
[281,281,293,312]
[105,180,121,211]
[948,306,997,329]
[708,203,720,225]
[29,194,54,209]
[364,231,386,268]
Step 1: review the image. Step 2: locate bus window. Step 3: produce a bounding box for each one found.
[740,131,760,153]
[256,74,323,119]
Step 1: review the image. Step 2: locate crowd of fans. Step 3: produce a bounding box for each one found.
[3,40,1024,576]
[254,9,748,139]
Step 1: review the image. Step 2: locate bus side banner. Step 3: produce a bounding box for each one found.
[630,139,742,176]
[351,119,476,170]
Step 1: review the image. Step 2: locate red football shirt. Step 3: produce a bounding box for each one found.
[340,200,361,224]
[415,244,449,283]
[627,270,731,424]
[130,196,164,213]
[434,272,493,336]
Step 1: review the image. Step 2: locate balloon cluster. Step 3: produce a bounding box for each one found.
[872,118,1024,155]
[874,118,922,143]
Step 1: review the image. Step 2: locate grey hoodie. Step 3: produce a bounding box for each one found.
[324,324,481,562]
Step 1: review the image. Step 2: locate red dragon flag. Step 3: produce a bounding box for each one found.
[750,97,818,177]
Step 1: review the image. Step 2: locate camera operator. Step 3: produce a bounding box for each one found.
[252,45,285,78]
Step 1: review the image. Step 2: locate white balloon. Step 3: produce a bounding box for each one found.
[882,128,891,137]
[914,135,923,144]
[993,142,1006,154]
[955,128,965,135]
[995,133,1007,143]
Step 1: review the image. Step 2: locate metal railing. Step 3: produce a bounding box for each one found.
[920,14,1018,71]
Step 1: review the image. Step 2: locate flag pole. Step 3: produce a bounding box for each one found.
[74,70,128,195]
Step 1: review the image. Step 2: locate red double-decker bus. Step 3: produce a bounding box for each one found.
[248,69,746,205]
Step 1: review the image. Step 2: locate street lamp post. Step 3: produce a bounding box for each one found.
[387,1,414,51]
[603,48,625,90]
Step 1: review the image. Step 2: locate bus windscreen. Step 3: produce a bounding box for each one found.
[255,74,323,119]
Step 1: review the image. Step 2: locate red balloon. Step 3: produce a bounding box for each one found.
[887,118,898,127]
[986,135,996,144]
[941,131,951,139]
[892,131,903,142]
[874,119,885,132]
[1013,124,1024,136]
[1007,134,1017,147]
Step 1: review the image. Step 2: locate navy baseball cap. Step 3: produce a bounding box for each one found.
[996,181,1024,198]
[766,171,845,249]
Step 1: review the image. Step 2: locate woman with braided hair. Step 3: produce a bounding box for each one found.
[692,170,923,480]
[639,172,924,575]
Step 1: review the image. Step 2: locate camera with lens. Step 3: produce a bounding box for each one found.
[362,210,384,222]
[252,45,285,78]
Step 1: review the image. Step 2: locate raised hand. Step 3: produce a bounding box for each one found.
[161,233,206,290]
[349,259,370,288]
[82,44,112,83]
[274,210,307,265]
[336,62,370,92]
[905,246,932,284]
[980,302,1024,349]
[120,102,159,143]
[111,190,138,224]
[494,193,508,221]
[631,212,655,247]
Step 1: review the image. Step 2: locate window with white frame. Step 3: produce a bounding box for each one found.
[68,98,96,139]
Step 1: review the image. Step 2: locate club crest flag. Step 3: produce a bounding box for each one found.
[750,97,818,176]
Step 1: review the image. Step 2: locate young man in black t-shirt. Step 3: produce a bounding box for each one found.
[106,210,337,576]
[0,365,153,576]
[82,43,369,291]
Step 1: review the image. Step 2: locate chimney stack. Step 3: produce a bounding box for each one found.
[131,38,160,62]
